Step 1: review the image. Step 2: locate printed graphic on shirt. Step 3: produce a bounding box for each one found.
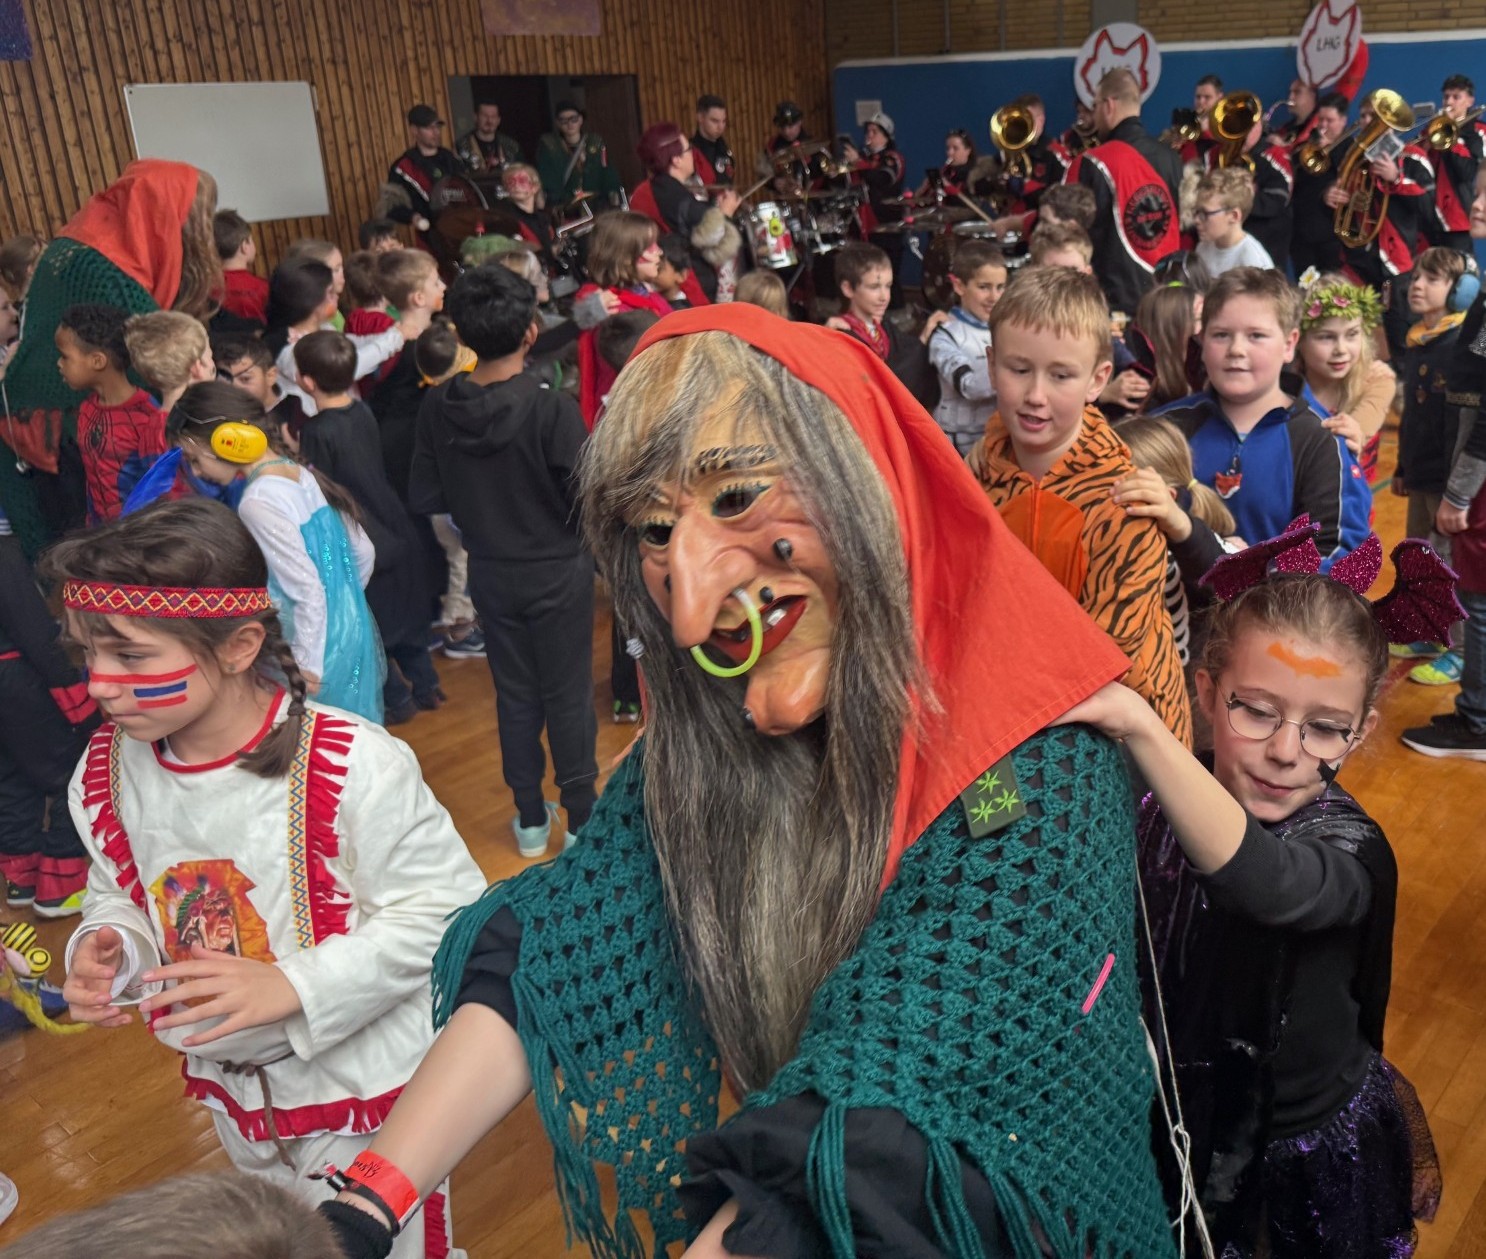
[151,860,275,966]
[1124,183,1173,244]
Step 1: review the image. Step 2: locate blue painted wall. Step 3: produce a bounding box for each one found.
[832,35,1486,182]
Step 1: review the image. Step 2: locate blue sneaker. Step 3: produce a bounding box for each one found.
[1390,640,1446,660]
[1409,650,1463,686]
[443,624,487,659]
[512,802,559,859]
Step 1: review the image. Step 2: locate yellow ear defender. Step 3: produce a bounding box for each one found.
[210,422,269,463]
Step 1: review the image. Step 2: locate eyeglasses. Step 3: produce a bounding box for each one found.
[557,114,582,126]
[1224,693,1358,760]
[1194,207,1235,221]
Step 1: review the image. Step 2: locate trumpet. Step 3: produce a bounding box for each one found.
[990,103,1037,180]
[1161,107,1201,149]
[1335,89,1415,248]
[1415,105,1486,152]
[1295,120,1364,175]
[1211,91,1261,171]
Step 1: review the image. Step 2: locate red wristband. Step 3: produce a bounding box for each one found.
[317,1152,420,1236]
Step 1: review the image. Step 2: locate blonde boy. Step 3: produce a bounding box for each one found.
[1029,220,1094,272]
[976,266,1192,744]
[374,249,446,343]
[1162,266,1367,564]
[1193,168,1274,275]
[122,312,215,412]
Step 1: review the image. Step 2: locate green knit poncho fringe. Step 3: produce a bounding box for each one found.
[432,726,1175,1258]
[0,239,158,555]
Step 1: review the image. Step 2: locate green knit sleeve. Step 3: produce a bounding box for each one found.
[429,743,722,1259]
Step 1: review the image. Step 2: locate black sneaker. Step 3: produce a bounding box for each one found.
[5,880,35,908]
[1401,718,1486,759]
[384,700,419,727]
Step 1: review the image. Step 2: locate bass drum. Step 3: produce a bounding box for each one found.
[920,223,999,310]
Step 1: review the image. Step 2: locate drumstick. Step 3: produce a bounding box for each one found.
[955,191,996,227]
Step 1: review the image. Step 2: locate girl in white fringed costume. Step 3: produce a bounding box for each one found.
[56,498,484,1259]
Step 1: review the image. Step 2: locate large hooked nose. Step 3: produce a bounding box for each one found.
[665,510,759,649]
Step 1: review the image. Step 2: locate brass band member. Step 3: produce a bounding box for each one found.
[691,94,735,188]
[1182,74,1224,164]
[1289,92,1351,278]
[1425,74,1486,250]
[455,101,523,175]
[760,100,829,196]
[1065,69,1184,315]
[841,112,909,308]
[1007,93,1072,211]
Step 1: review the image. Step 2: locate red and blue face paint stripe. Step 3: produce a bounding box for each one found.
[89,663,197,709]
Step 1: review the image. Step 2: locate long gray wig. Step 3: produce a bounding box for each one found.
[580,330,919,1091]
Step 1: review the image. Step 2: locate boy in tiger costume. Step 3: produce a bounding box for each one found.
[973,267,1192,745]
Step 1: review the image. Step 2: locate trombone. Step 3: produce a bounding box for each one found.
[1412,105,1486,152]
[1335,89,1416,248]
[1296,120,1364,175]
[989,103,1037,180]
[1211,91,1261,171]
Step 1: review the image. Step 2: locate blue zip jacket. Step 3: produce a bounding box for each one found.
[1159,390,1368,570]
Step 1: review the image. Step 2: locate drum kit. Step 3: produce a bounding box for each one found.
[425,173,596,295]
[873,188,1030,311]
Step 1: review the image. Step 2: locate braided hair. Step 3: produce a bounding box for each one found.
[42,498,311,778]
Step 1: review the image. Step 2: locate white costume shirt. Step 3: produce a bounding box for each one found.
[66,697,485,1141]
[238,470,375,680]
[928,310,996,446]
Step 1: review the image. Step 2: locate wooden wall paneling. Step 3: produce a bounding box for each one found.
[0,0,827,266]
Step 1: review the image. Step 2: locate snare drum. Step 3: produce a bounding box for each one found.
[746,201,800,270]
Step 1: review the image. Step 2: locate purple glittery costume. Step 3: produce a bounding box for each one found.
[1137,777,1441,1257]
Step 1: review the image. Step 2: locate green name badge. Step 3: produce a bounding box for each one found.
[959,755,1027,838]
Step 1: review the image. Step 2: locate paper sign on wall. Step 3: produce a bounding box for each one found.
[1074,24,1162,108]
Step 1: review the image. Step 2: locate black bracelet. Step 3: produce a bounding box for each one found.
[318,1200,394,1259]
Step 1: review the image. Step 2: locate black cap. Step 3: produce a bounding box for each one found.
[774,100,803,126]
[407,104,442,127]
[555,100,585,120]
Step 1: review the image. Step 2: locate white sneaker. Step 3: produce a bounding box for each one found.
[511,802,559,859]
[0,1172,18,1228]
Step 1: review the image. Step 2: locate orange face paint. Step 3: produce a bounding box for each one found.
[1266,640,1343,678]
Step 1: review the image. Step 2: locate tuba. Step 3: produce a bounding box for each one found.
[1211,91,1261,171]
[1334,89,1416,248]
[990,103,1037,180]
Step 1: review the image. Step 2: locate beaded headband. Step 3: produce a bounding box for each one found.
[1297,267,1384,333]
[61,581,272,620]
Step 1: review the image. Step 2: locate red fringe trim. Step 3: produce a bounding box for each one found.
[82,725,144,910]
[423,1189,450,1259]
[180,1062,403,1141]
[304,715,355,942]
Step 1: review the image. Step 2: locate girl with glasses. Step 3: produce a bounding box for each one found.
[1058,565,1442,1257]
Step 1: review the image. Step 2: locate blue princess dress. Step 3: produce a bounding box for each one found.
[238,465,385,723]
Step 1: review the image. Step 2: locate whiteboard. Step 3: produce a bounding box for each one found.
[124,81,331,222]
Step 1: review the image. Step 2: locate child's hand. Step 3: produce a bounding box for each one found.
[1437,501,1471,534]
[63,926,134,1028]
[599,290,623,316]
[140,946,303,1048]
[1100,369,1150,410]
[919,310,949,343]
[1052,681,1149,743]
[1112,466,1192,541]
[825,316,851,332]
[1323,412,1364,455]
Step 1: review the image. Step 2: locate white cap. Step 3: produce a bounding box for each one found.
[866,111,895,138]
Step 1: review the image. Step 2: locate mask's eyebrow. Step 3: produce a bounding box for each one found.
[691,444,778,478]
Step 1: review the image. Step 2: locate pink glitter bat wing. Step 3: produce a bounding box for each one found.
[1372,539,1468,646]
[1201,516,1324,601]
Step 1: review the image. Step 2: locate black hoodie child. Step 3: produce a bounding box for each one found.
[407,371,587,562]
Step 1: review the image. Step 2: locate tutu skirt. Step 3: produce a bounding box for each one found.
[1222,1055,1441,1259]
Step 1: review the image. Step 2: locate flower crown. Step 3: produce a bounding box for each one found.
[1297,267,1383,333]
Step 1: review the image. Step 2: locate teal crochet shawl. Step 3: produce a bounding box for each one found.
[0,238,158,555]
[433,726,1174,1258]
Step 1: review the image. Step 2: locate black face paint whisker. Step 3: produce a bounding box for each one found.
[773,538,793,562]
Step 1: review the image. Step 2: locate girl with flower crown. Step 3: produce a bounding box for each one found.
[1295,270,1397,485]
[1060,524,1450,1257]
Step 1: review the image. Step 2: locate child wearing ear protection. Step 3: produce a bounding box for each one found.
[167,381,386,723]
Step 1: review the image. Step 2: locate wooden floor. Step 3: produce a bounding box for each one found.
[3,433,1485,1256]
